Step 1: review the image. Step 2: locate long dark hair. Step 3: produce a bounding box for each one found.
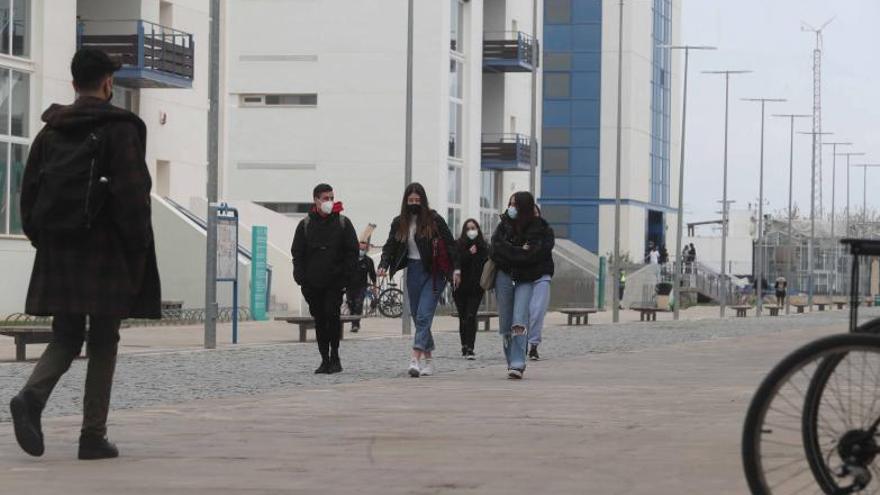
[395,182,437,241]
[457,218,486,249]
[509,191,537,232]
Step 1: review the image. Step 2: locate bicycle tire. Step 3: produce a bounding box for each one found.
[802,318,880,493]
[742,332,880,494]
[378,288,404,318]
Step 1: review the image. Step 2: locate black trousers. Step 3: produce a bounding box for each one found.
[303,287,343,360]
[21,314,121,438]
[454,289,484,352]
[346,286,366,327]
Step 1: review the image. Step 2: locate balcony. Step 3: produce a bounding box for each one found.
[77,20,194,89]
[481,134,533,171]
[483,31,537,73]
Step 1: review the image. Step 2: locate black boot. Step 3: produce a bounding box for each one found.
[529,344,540,361]
[328,351,343,374]
[78,435,119,460]
[10,391,44,457]
[314,359,331,374]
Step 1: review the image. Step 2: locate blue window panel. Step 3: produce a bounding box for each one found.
[572,24,602,51]
[570,147,599,175]
[542,176,572,198]
[543,101,571,126]
[544,25,572,52]
[572,205,599,223]
[572,0,602,22]
[571,99,600,127]
[570,223,599,253]
[572,52,601,69]
[571,72,601,97]
[572,128,600,147]
[570,176,599,198]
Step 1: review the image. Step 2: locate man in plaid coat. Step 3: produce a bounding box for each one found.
[9,48,161,460]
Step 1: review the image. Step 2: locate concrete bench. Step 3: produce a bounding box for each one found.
[764,305,781,316]
[450,311,499,332]
[814,298,832,312]
[631,306,665,322]
[274,316,360,343]
[0,326,54,361]
[558,308,597,326]
[833,298,847,310]
[792,304,808,314]
[731,305,752,318]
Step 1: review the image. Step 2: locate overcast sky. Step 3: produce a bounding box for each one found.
[679,0,880,224]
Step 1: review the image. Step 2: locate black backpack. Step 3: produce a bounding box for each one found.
[29,127,110,232]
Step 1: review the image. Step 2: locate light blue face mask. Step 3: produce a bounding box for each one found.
[507,206,518,220]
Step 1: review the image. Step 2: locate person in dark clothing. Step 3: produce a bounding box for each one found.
[491,191,546,379]
[453,218,488,359]
[659,245,669,265]
[774,277,788,307]
[347,240,377,332]
[291,183,359,374]
[528,208,555,361]
[377,183,459,378]
[10,48,161,460]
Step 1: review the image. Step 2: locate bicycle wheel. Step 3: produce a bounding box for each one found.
[742,333,880,495]
[802,320,880,494]
[378,287,404,318]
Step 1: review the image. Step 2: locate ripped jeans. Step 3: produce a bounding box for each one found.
[495,269,534,371]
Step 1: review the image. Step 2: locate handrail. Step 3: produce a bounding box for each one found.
[78,19,193,40]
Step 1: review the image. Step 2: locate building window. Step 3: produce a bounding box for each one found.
[480,170,499,233]
[448,58,464,159]
[650,0,672,206]
[447,163,462,233]
[545,0,571,24]
[0,67,29,235]
[239,94,318,107]
[0,0,29,58]
[450,0,464,53]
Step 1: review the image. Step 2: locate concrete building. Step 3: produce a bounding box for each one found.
[540,0,682,262]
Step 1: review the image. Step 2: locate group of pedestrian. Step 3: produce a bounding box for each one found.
[8,48,557,461]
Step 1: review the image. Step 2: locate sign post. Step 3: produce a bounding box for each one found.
[251,226,269,322]
[216,204,240,343]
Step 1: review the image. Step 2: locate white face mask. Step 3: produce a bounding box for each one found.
[507,206,518,220]
[320,200,334,215]
[466,229,479,240]
[359,249,366,257]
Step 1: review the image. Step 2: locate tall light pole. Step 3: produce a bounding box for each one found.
[822,140,852,296]
[204,0,221,349]
[838,152,866,236]
[401,0,414,336]
[664,45,716,320]
[529,0,540,194]
[772,113,811,314]
[852,164,880,222]
[743,97,786,317]
[799,130,833,310]
[704,70,751,317]
[612,0,624,323]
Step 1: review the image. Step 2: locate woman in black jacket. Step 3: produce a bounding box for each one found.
[527,208,555,361]
[491,191,544,379]
[377,183,459,378]
[453,218,488,360]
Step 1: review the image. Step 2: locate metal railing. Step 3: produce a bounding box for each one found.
[481,133,533,170]
[483,31,537,68]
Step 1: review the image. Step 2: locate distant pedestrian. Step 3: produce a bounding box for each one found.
[453,218,488,359]
[491,192,545,379]
[648,247,660,265]
[292,183,359,374]
[659,245,669,265]
[377,183,459,378]
[689,243,697,263]
[11,48,161,460]
[347,240,377,333]
[775,276,788,306]
[528,206,555,361]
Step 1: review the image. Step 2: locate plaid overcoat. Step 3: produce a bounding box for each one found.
[20,97,161,319]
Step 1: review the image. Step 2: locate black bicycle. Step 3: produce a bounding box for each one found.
[743,239,880,494]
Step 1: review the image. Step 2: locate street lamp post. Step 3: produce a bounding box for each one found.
[799,130,834,310]
[822,141,852,296]
[838,152,866,237]
[664,45,716,320]
[612,0,624,323]
[401,0,414,336]
[852,164,880,223]
[743,97,786,317]
[772,113,811,314]
[703,70,751,317]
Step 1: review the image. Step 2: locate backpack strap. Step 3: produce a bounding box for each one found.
[302,213,346,237]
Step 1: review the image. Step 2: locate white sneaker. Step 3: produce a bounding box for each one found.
[420,360,435,377]
[507,368,523,380]
[408,360,420,378]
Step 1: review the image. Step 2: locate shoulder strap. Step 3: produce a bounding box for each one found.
[302,214,346,237]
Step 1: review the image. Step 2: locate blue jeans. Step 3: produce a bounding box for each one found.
[406,260,445,352]
[529,275,552,345]
[495,270,534,370]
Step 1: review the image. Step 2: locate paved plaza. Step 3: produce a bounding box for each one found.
[0,307,871,493]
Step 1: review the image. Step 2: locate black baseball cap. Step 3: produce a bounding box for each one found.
[71,48,122,90]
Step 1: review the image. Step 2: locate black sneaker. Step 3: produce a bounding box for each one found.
[328,356,343,374]
[314,360,331,374]
[351,326,359,333]
[529,345,540,361]
[466,349,476,361]
[78,435,119,460]
[462,347,469,358]
[10,392,44,457]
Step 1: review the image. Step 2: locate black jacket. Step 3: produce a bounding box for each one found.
[21,97,161,318]
[455,237,488,293]
[378,210,458,278]
[352,254,377,290]
[490,213,546,283]
[291,210,359,290]
[536,217,555,278]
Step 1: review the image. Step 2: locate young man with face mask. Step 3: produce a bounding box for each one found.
[291,183,359,373]
[346,240,377,332]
